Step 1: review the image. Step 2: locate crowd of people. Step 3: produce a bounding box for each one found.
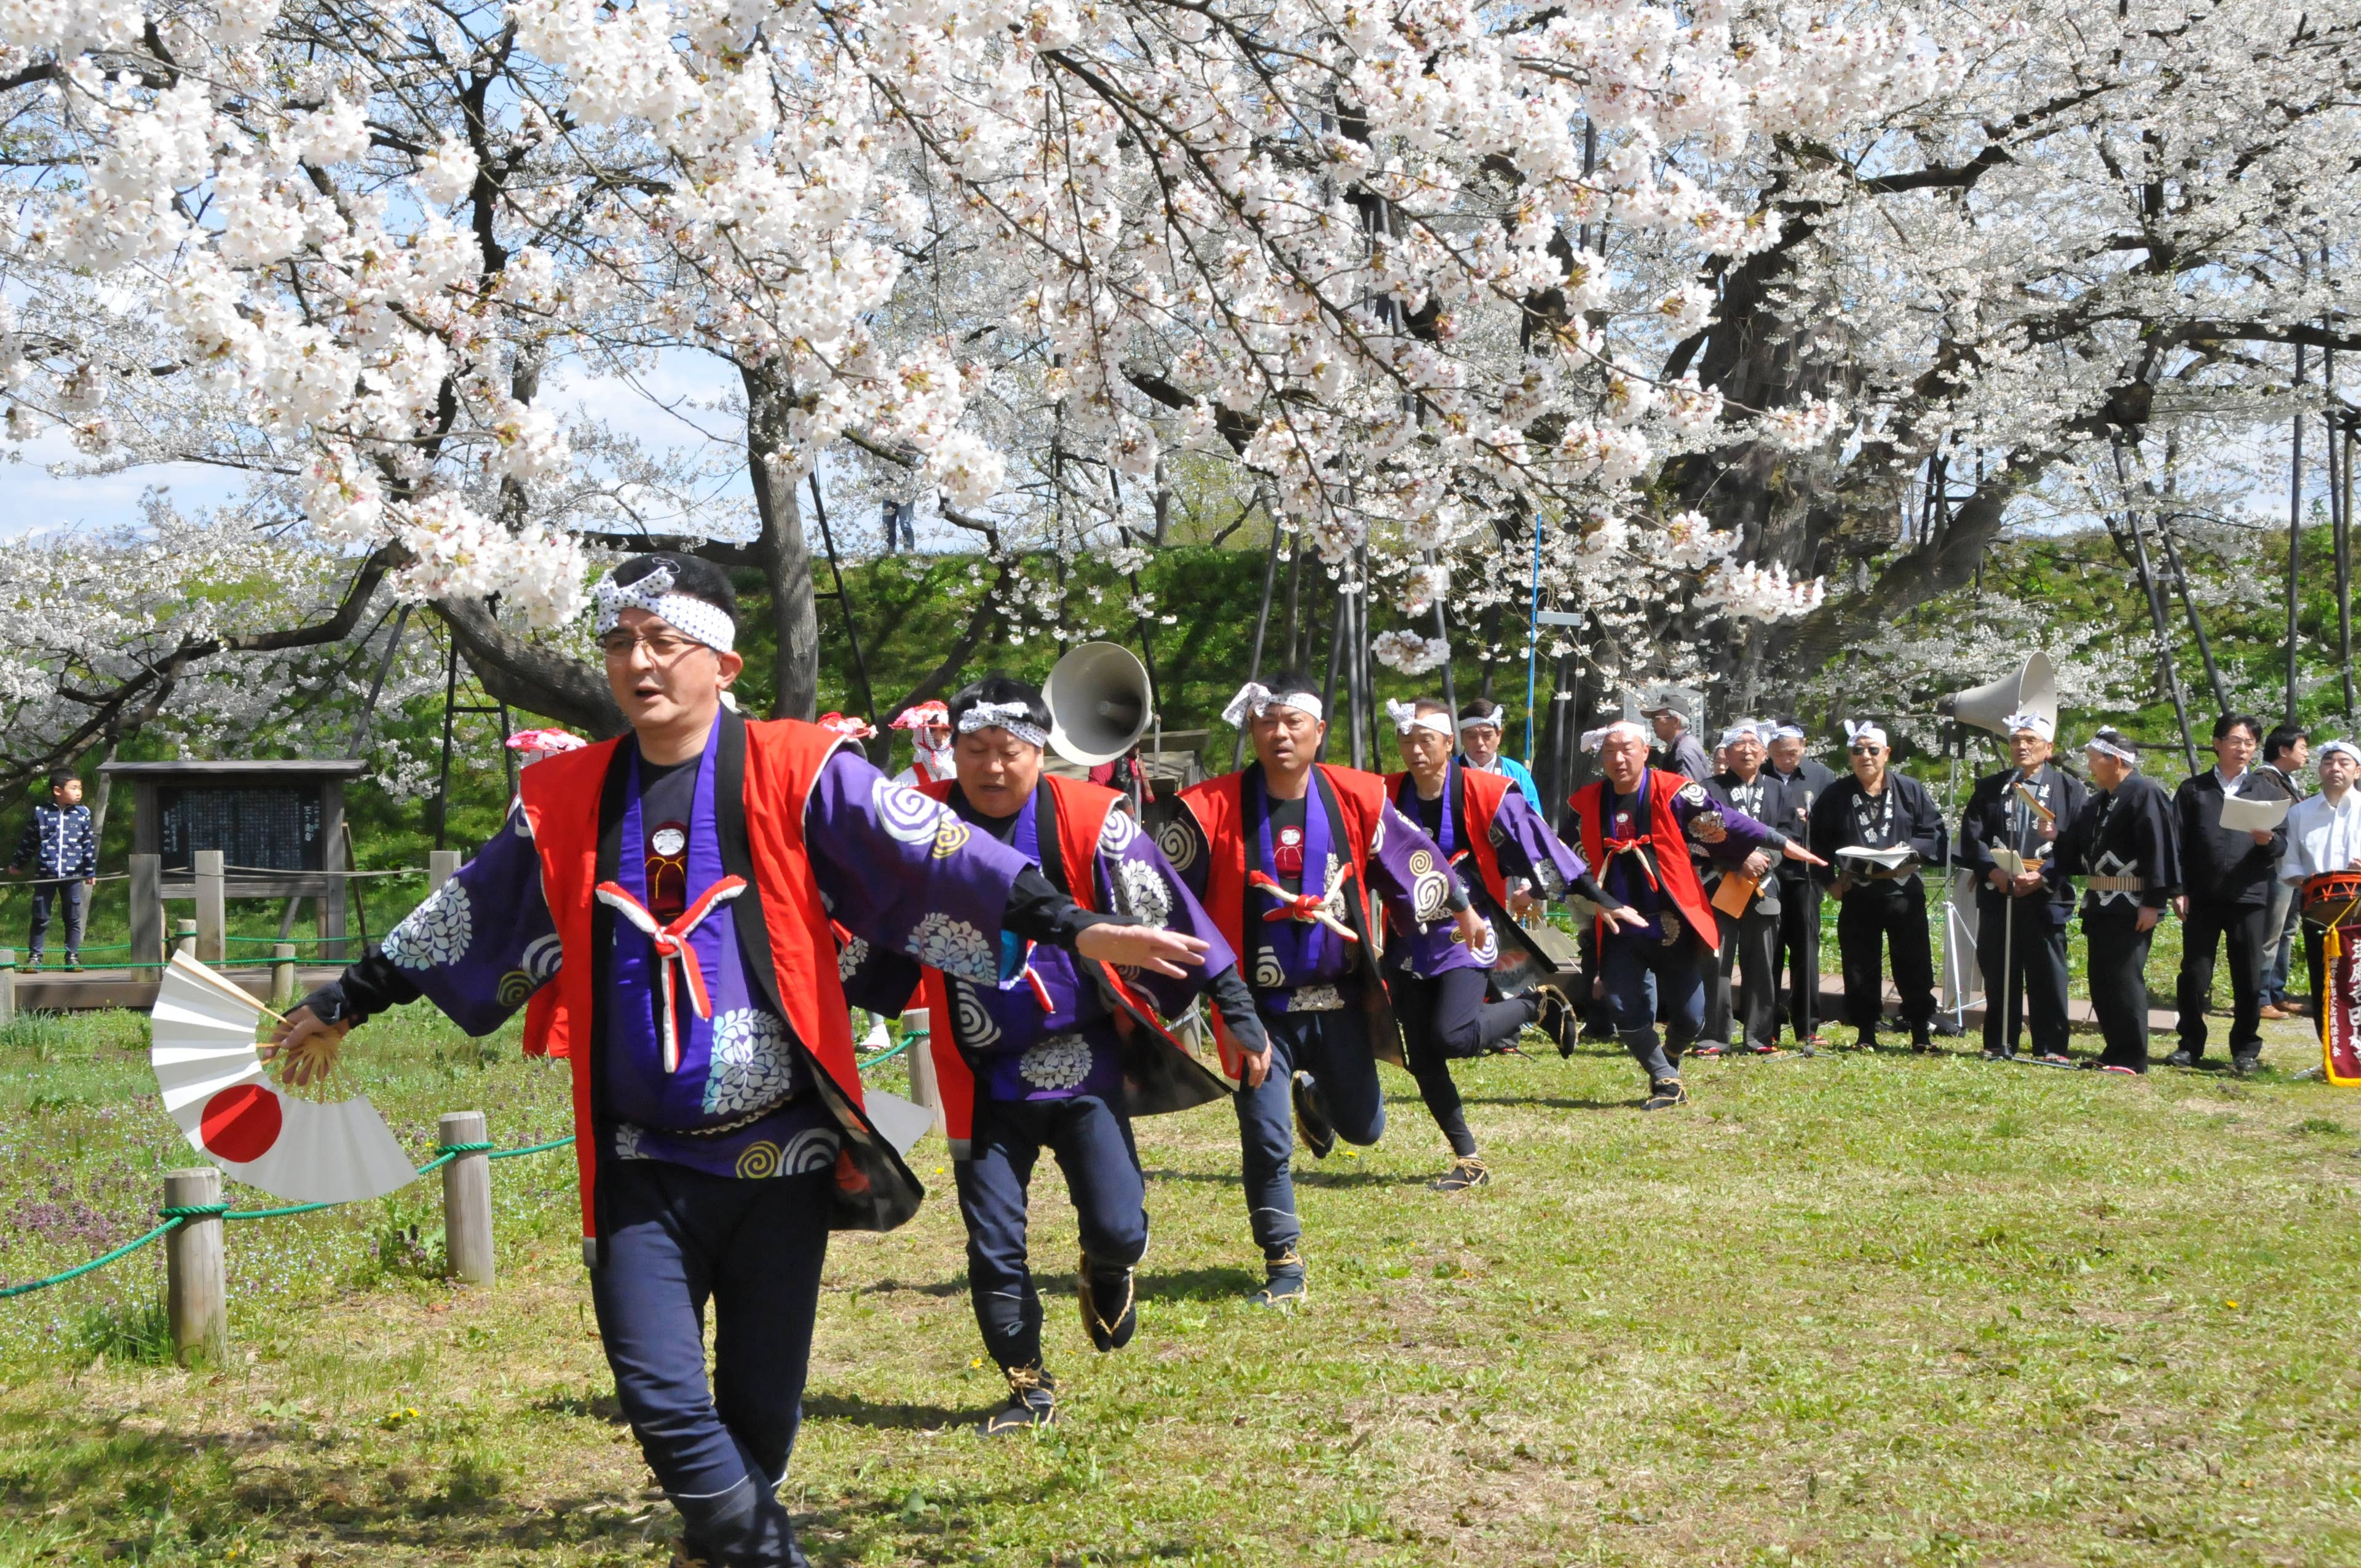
[61,552,2333,1567]
[1635,697,2359,1080]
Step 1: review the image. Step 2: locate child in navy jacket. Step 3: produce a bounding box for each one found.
[9,771,97,968]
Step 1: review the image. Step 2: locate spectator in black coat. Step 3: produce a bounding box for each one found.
[1956,715,2088,1063]
[1808,724,1949,1050]
[1766,724,1841,1046]
[2169,713,2291,1072]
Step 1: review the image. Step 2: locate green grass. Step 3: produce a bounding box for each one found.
[1,1007,2359,1566]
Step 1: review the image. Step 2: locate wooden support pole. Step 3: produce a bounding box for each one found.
[176,919,197,957]
[428,849,462,893]
[130,853,162,966]
[194,850,226,963]
[0,951,16,1024]
[163,1166,226,1365]
[438,1111,495,1286]
[901,1012,945,1134]
[270,942,298,1009]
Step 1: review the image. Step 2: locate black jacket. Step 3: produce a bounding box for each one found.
[1958,763,2087,929]
[2057,770,2181,915]
[1697,769,1796,913]
[2172,769,2290,909]
[1807,771,1947,892]
[1766,758,1840,882]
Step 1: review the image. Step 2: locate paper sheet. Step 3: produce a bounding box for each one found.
[2220,792,2292,833]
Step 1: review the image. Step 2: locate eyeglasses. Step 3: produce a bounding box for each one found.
[1849,743,1883,755]
[599,630,705,663]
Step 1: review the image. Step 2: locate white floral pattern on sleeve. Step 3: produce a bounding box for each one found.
[910,911,995,983]
[382,878,473,969]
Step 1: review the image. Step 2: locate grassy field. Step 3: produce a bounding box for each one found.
[0,1002,2357,1568]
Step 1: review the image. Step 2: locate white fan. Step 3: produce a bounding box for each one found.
[861,1088,933,1158]
[149,953,419,1205]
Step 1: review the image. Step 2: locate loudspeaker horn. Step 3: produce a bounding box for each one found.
[1046,641,1152,766]
[1938,652,2056,738]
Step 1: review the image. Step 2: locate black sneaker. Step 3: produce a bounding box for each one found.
[1291,1071,1335,1158]
[2162,1050,2198,1069]
[1910,1037,1934,1053]
[979,1364,1057,1435]
[1431,1155,1491,1192]
[2231,1054,2262,1078]
[1077,1254,1137,1352]
[1980,1048,2008,1062]
[1250,1250,1307,1309]
[1642,1079,1688,1112]
[1534,986,1579,1058]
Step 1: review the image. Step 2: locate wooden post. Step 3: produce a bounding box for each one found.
[269,942,297,1008]
[194,849,226,962]
[175,919,197,957]
[902,1011,945,1134]
[428,849,462,893]
[438,1111,495,1286]
[163,1166,226,1364]
[130,853,162,965]
[0,950,16,1024]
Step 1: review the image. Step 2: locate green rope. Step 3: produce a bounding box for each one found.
[0,1135,577,1300]
[0,1223,175,1299]
[857,1035,914,1069]
[486,1137,572,1160]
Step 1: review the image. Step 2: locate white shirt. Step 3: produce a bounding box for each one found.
[2280,790,2361,883]
[2214,766,2247,796]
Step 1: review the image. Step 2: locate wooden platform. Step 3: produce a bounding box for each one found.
[8,965,346,1012]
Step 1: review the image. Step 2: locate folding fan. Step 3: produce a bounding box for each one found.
[149,953,419,1204]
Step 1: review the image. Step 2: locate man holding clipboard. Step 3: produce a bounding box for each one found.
[2169,714,2292,1073]
[1806,723,1949,1051]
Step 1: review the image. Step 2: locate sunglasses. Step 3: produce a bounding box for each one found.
[1849,743,1883,755]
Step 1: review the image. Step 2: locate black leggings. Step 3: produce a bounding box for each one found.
[1392,967,1536,1158]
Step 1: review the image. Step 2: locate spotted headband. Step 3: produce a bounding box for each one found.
[1387,700,1454,738]
[1457,704,1505,732]
[1224,683,1324,727]
[591,563,737,654]
[957,701,1047,749]
[2084,729,2140,764]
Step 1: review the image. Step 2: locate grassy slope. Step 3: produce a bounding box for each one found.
[1,1007,2357,1567]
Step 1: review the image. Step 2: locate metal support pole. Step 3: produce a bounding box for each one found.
[433,639,461,852]
[429,849,462,893]
[1316,582,1345,764]
[2288,344,2308,726]
[1426,550,1457,721]
[1237,513,1285,769]
[194,850,226,964]
[2113,445,2199,774]
[164,1166,226,1365]
[1525,518,1544,762]
[438,1111,495,1287]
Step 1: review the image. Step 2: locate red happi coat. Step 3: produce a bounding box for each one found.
[1383,762,1514,908]
[1570,768,1719,954]
[1173,763,1404,1074]
[518,710,921,1243]
[911,773,1230,1155]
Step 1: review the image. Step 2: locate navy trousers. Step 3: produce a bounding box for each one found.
[588,1159,831,1568]
[28,879,85,959]
[1391,967,1533,1157]
[1235,1004,1385,1257]
[952,1093,1146,1372]
[1600,930,1707,1082]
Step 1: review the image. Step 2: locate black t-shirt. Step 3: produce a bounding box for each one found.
[1409,788,1445,844]
[1267,794,1308,894]
[638,755,696,920]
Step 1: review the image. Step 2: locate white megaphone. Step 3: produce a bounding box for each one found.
[1939,652,2057,738]
[1046,641,1153,767]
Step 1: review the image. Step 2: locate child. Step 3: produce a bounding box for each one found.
[10,770,97,970]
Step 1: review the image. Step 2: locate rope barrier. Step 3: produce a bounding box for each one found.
[2,1040,916,1297]
[0,1135,574,1301]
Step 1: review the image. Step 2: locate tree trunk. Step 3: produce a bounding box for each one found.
[434,598,625,736]
[743,363,821,721]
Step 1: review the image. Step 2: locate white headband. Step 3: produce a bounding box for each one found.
[2084,731,2140,764]
[956,701,1047,749]
[1456,706,1505,732]
[1771,724,1806,742]
[1387,700,1455,738]
[1224,683,1324,727]
[593,563,737,654]
[2002,711,2055,742]
[1719,723,1766,748]
[1844,720,1887,749]
[1582,719,1649,753]
[2319,739,2361,765]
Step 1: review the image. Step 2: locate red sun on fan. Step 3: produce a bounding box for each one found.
[197,1082,284,1164]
